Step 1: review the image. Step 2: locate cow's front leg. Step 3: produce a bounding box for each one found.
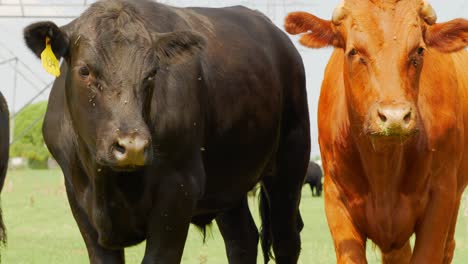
[324,176,367,264]
[64,178,125,264]
[216,196,259,264]
[411,169,457,264]
[442,196,462,264]
[142,159,204,264]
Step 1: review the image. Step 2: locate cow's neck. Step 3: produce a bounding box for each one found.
[354,133,429,201]
[74,140,123,207]
[360,139,407,202]
[75,144,148,234]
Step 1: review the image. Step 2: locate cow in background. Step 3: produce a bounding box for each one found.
[286,0,468,263]
[23,0,310,263]
[304,161,322,197]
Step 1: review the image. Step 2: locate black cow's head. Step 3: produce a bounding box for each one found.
[24,2,205,171]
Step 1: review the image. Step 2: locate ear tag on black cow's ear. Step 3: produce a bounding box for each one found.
[40,37,60,77]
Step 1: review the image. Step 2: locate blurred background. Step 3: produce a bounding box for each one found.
[0,0,467,263]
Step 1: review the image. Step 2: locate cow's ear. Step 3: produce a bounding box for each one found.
[285,12,343,49]
[24,21,70,60]
[425,18,468,53]
[153,31,206,65]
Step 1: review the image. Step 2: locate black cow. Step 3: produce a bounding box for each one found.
[304,161,322,197]
[0,91,9,245]
[23,0,310,263]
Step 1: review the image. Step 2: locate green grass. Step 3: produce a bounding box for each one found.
[1,169,467,263]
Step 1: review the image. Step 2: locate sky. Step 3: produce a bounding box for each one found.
[0,0,466,156]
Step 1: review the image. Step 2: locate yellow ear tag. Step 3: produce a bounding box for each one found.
[40,37,60,77]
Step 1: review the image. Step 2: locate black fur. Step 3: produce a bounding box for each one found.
[304,161,323,197]
[23,21,69,59]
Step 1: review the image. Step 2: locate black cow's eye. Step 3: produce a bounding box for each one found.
[79,66,90,77]
[146,69,158,81]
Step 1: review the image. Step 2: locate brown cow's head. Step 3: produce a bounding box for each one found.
[285,0,468,139]
[24,2,205,171]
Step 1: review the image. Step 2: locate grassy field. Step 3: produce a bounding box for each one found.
[0,169,467,263]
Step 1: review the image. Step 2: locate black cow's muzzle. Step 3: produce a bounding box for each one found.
[98,132,153,171]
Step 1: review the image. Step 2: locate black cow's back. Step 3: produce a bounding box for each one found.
[187,5,306,205]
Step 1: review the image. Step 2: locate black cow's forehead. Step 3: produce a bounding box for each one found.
[72,40,157,85]
[69,0,158,77]
[74,0,153,45]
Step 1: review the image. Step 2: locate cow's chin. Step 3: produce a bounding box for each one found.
[367,129,419,139]
[365,129,419,151]
[109,164,146,172]
[96,159,147,172]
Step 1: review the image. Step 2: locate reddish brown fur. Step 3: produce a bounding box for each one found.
[286,0,468,263]
[425,18,468,53]
[285,12,341,48]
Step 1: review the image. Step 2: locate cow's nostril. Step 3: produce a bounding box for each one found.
[403,112,412,123]
[110,135,151,168]
[378,111,387,122]
[113,142,126,154]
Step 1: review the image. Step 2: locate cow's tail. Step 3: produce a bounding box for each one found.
[0,205,5,245]
[259,186,274,264]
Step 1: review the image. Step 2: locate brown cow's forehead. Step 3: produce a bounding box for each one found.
[342,0,424,51]
[361,0,418,9]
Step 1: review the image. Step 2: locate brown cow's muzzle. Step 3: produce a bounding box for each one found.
[108,133,152,170]
[366,101,418,138]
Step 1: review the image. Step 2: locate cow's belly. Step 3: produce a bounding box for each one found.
[196,129,279,213]
[96,225,146,249]
[92,208,147,249]
[196,154,272,213]
[362,193,427,252]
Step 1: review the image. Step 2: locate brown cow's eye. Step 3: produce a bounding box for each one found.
[79,66,90,77]
[411,55,422,67]
[349,49,358,56]
[417,47,425,56]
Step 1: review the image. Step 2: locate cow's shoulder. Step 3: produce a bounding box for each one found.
[419,51,465,145]
[318,49,350,144]
[43,63,78,166]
